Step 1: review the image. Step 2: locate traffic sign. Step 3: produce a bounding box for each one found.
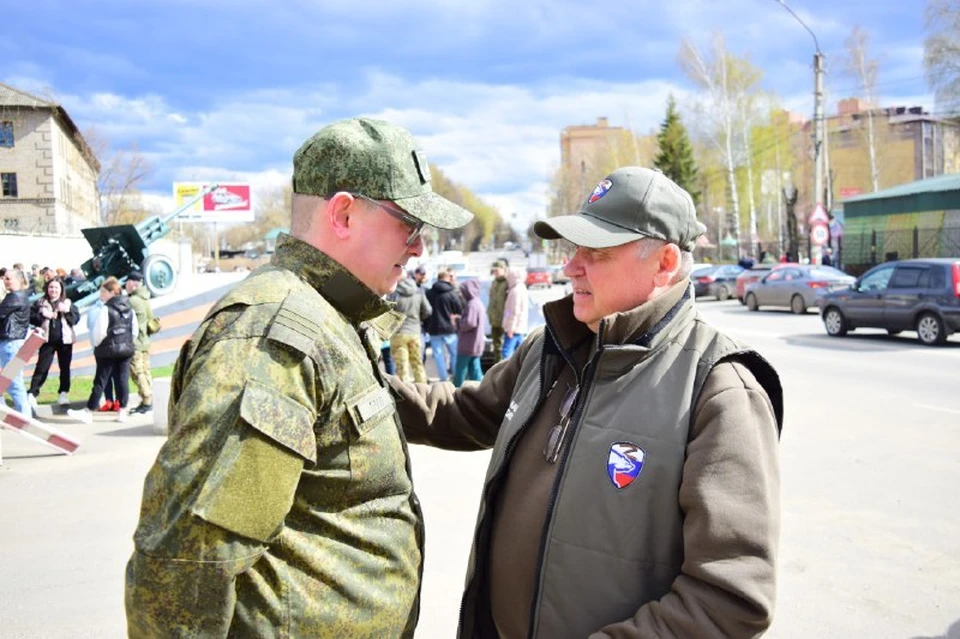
[810,223,829,247]
[808,203,829,225]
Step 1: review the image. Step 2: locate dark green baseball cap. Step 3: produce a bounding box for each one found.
[535,167,706,251]
[292,117,473,230]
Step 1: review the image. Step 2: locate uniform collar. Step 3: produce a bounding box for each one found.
[270,233,396,326]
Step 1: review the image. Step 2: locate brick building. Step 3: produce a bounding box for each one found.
[0,83,100,236]
[554,117,654,214]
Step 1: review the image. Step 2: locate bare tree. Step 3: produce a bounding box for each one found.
[84,127,153,226]
[925,0,960,109]
[845,26,881,192]
[680,33,762,249]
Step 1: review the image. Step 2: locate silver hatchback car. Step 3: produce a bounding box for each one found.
[744,265,856,314]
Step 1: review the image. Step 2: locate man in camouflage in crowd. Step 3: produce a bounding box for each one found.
[487,259,509,363]
[124,271,154,414]
[125,117,473,637]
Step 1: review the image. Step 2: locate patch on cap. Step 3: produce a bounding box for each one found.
[412,149,431,185]
[588,179,612,203]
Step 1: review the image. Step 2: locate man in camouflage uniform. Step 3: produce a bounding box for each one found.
[125,117,473,637]
[124,271,154,414]
[487,259,508,364]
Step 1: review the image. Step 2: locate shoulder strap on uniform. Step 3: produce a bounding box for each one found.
[266,293,323,357]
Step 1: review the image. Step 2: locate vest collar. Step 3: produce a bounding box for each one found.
[544,279,693,354]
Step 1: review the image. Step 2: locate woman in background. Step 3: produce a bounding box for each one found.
[28,278,80,407]
[0,268,32,416]
[70,277,137,422]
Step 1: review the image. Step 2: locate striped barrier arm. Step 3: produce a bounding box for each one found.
[0,403,80,455]
[0,328,46,396]
[0,328,81,456]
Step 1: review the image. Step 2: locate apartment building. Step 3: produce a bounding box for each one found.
[555,117,654,213]
[0,82,100,235]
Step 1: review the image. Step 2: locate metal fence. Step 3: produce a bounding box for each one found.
[838,226,960,275]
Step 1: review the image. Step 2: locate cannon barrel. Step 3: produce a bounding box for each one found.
[37,184,219,309]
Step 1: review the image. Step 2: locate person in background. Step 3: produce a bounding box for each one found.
[821,247,835,267]
[487,259,509,365]
[86,288,119,412]
[425,268,463,381]
[453,278,485,387]
[28,277,80,409]
[500,267,529,359]
[380,339,397,375]
[413,265,431,364]
[32,267,54,294]
[70,277,137,423]
[0,268,32,416]
[389,166,783,638]
[125,271,155,415]
[390,273,432,383]
[125,116,473,636]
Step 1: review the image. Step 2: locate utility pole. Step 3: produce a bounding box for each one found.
[776,0,825,261]
[813,50,825,212]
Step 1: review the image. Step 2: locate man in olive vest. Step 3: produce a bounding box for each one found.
[390,167,784,638]
[486,259,508,364]
[126,117,473,637]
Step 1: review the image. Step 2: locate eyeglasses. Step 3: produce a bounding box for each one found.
[353,193,425,248]
[543,384,580,463]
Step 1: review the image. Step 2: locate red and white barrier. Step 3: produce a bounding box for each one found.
[0,329,46,396]
[0,403,80,455]
[0,329,81,461]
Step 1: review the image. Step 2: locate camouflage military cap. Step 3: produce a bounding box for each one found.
[293,117,473,230]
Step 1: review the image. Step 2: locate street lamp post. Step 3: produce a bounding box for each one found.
[776,0,825,234]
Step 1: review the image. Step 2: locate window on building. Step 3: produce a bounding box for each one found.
[0,122,13,147]
[1,172,18,197]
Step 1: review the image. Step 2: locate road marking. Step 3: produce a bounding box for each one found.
[913,404,960,415]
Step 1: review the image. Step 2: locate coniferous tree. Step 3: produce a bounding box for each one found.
[654,95,701,206]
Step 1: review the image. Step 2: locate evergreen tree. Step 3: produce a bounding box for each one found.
[653,95,701,206]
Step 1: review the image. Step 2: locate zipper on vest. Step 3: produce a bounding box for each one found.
[526,320,606,639]
[458,336,554,637]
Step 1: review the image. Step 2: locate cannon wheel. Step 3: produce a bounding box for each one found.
[141,254,178,297]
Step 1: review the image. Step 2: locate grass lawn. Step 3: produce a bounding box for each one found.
[32,364,177,406]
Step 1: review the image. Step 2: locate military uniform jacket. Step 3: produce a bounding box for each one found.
[126,233,424,638]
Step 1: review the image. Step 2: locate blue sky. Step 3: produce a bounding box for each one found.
[4,0,933,231]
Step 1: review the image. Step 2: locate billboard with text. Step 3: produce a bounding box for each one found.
[173,182,254,223]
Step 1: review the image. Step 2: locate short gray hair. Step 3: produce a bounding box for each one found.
[636,238,693,284]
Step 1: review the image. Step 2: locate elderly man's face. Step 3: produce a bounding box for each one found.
[563,240,662,332]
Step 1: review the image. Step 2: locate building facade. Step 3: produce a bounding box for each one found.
[555,117,654,214]
[812,98,960,207]
[0,83,100,236]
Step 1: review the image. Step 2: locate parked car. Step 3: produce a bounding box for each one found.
[817,258,960,346]
[550,264,570,285]
[692,264,744,300]
[736,265,774,304]
[525,266,553,289]
[744,265,855,314]
[690,265,717,297]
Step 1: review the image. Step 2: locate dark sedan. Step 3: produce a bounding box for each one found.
[817,258,960,346]
[692,264,744,300]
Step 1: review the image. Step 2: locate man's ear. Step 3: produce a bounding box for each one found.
[326,192,357,240]
[653,243,681,287]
